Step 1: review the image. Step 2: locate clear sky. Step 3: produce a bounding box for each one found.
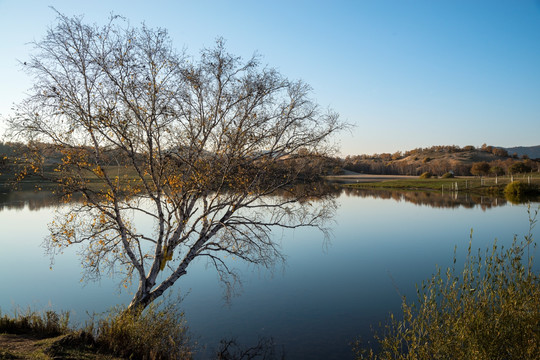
[1,0,539,155]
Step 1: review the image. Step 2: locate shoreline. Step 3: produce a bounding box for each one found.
[324,174,419,184]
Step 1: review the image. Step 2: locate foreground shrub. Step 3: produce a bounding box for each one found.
[354,208,540,360]
[504,181,540,204]
[0,308,70,336]
[419,172,432,179]
[92,300,192,360]
[505,181,538,197]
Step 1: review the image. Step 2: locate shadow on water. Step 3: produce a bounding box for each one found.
[214,337,285,360]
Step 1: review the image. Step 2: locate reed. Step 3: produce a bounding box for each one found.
[354,207,540,360]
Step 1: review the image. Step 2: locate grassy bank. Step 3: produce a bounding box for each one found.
[0,308,114,360]
[0,303,191,360]
[0,165,142,187]
[345,174,540,198]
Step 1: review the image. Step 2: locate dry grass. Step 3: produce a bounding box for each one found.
[0,308,70,337]
[90,301,192,360]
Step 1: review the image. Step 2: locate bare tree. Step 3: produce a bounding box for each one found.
[7,12,343,310]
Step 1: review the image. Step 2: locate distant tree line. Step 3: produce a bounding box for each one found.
[470,160,536,176]
[1,141,538,180]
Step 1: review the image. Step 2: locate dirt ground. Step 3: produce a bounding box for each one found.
[0,333,121,359]
[0,333,51,358]
[1,334,33,356]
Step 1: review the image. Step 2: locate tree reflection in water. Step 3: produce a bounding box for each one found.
[0,182,522,212]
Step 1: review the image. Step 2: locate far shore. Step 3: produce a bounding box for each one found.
[324,174,418,184]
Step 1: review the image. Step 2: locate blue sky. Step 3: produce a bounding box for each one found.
[1,0,539,155]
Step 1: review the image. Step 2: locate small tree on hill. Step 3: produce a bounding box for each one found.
[509,162,532,175]
[7,12,344,310]
[470,161,490,176]
[491,147,508,157]
[490,166,505,176]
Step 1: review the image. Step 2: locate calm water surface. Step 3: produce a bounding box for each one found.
[0,188,538,359]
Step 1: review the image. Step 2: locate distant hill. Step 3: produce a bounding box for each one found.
[342,144,539,176]
[501,145,540,159]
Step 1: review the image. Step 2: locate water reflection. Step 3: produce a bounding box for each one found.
[342,187,507,210]
[0,189,64,211]
[504,191,540,205]
[0,183,517,211]
[0,183,538,359]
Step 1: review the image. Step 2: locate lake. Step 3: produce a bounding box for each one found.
[0,187,538,359]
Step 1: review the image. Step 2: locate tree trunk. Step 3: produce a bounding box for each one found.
[128,290,154,312]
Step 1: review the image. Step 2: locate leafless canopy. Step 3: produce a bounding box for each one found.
[8,12,344,309]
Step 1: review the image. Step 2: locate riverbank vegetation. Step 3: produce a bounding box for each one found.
[354,208,540,360]
[0,302,191,359]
